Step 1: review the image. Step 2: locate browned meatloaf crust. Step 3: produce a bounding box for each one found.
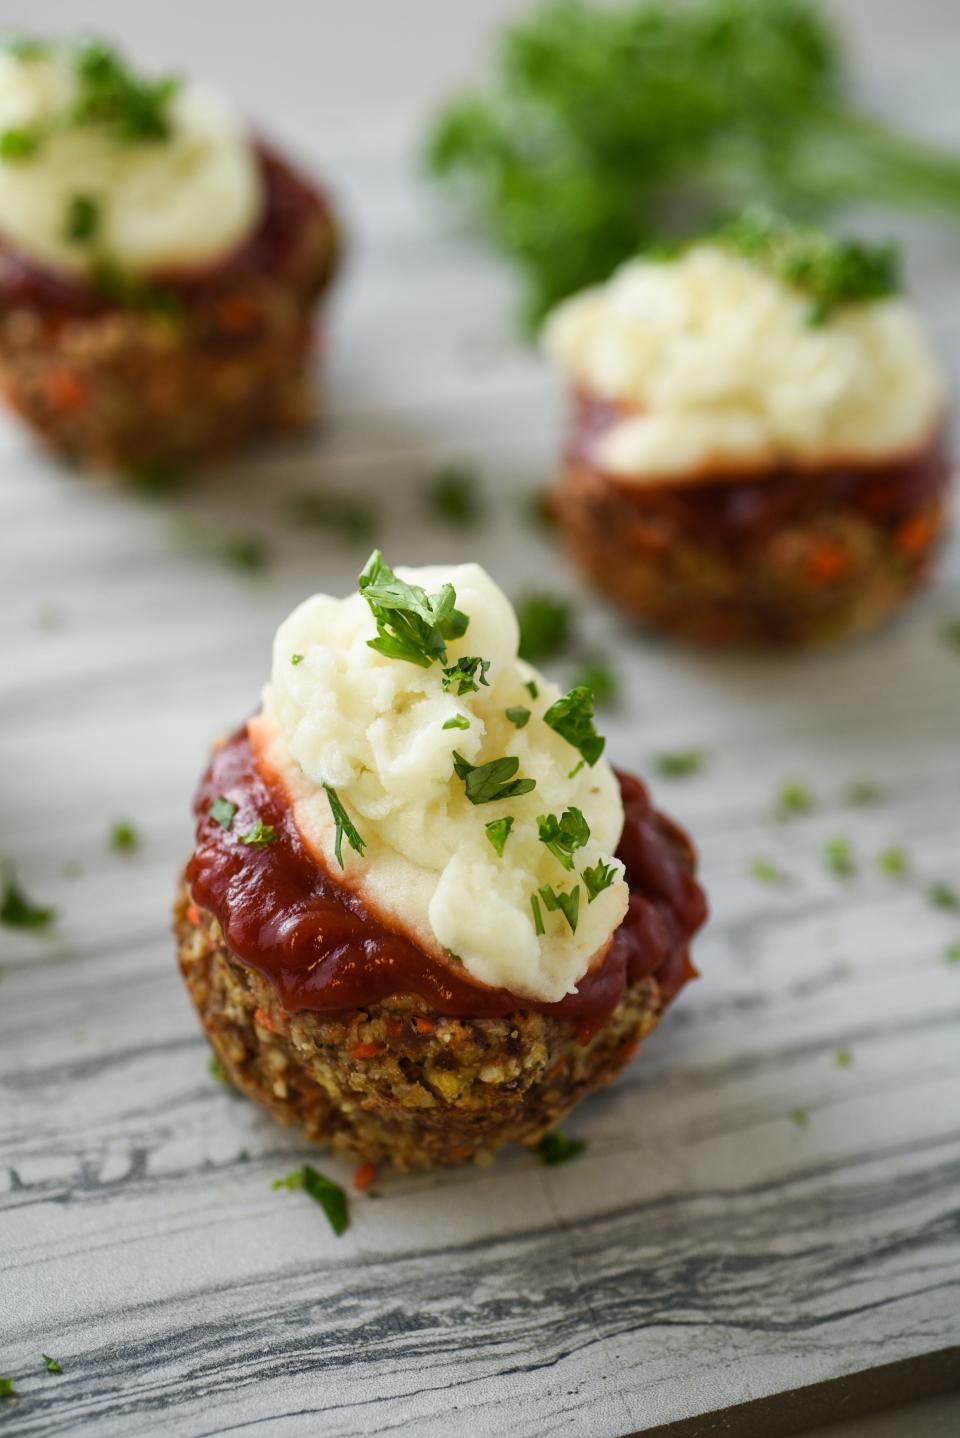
[175,885,665,1171]
[0,144,337,472]
[555,394,952,648]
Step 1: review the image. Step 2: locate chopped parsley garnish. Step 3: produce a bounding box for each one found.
[846,778,883,806]
[718,208,900,323]
[209,1054,229,1085]
[424,462,485,525]
[452,750,536,805]
[272,1164,349,1236]
[571,656,618,709]
[286,489,376,544]
[442,655,490,695]
[538,882,581,934]
[835,1048,853,1068]
[240,820,277,849]
[220,533,270,573]
[941,618,960,651]
[515,593,572,663]
[928,882,960,911]
[42,1355,63,1375]
[65,193,100,243]
[359,550,468,668]
[583,858,618,902]
[537,808,590,871]
[1,873,56,929]
[71,41,179,142]
[290,653,304,666]
[0,1378,14,1398]
[876,846,908,878]
[505,705,531,728]
[324,785,366,868]
[530,893,545,936]
[443,714,470,731]
[109,819,139,853]
[209,795,237,830]
[748,856,788,886]
[525,680,538,700]
[652,750,705,779]
[776,780,812,818]
[0,126,39,160]
[823,837,856,879]
[543,686,604,767]
[788,1107,811,1129]
[946,944,960,966]
[485,815,515,857]
[7,37,48,60]
[537,1131,586,1166]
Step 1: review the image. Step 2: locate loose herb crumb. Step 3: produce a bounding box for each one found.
[521,487,556,530]
[530,893,545,935]
[1,873,56,929]
[748,856,788,886]
[846,779,882,806]
[485,815,515,857]
[515,593,572,663]
[209,795,237,830]
[928,882,960,911]
[286,489,376,544]
[835,1048,853,1068]
[272,1164,349,1236]
[424,463,484,525]
[940,618,960,651]
[324,785,366,868]
[652,750,706,779]
[209,1054,228,1084]
[776,780,812,819]
[525,680,539,700]
[220,532,270,573]
[571,656,618,708]
[109,819,139,853]
[823,836,856,879]
[0,1378,15,1398]
[505,705,531,728]
[442,714,470,731]
[945,944,960,965]
[876,846,908,878]
[42,1355,63,1375]
[538,1131,586,1166]
[290,653,304,666]
[240,820,277,849]
[65,192,100,243]
[789,1107,811,1129]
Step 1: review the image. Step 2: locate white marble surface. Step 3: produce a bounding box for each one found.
[2,3,960,1435]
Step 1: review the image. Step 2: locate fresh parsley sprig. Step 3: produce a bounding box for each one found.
[324,785,366,868]
[452,751,536,805]
[583,858,618,902]
[543,686,605,767]
[537,881,581,934]
[442,655,490,695]
[359,551,468,668]
[537,808,590,870]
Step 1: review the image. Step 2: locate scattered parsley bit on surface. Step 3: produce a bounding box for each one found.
[530,893,545,935]
[359,550,468,668]
[286,489,376,544]
[209,795,237,830]
[538,882,581,934]
[537,808,590,871]
[543,686,605,767]
[876,846,908,878]
[272,1164,349,1236]
[538,1131,586,1166]
[109,819,139,853]
[583,858,618,902]
[442,655,490,695]
[208,1054,228,1085]
[453,751,536,804]
[424,462,485,525]
[240,820,277,849]
[571,656,618,708]
[940,618,960,650]
[42,1355,63,1375]
[846,779,883,806]
[776,780,812,818]
[7,37,49,60]
[0,1378,15,1398]
[71,40,179,143]
[928,882,960,911]
[945,944,960,965]
[323,785,366,868]
[748,856,788,886]
[127,461,186,497]
[442,714,470,731]
[1,873,56,929]
[823,836,856,879]
[0,126,39,160]
[290,653,304,666]
[835,1048,853,1068]
[515,593,572,663]
[220,532,270,573]
[65,192,100,243]
[485,815,515,857]
[789,1107,811,1129]
[651,750,705,779]
[525,679,539,700]
[505,705,531,728]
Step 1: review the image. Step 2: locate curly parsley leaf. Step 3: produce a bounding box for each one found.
[272,1164,349,1236]
[359,550,468,668]
[452,751,536,805]
[543,686,605,767]
[537,807,590,870]
[485,815,515,857]
[583,858,618,902]
[324,785,366,868]
[442,655,490,695]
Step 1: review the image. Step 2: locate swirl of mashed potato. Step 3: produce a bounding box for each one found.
[543,244,946,479]
[0,44,262,275]
[256,563,629,1004]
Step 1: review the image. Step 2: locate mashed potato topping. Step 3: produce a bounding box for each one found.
[257,561,629,1003]
[0,44,262,275]
[543,244,945,479]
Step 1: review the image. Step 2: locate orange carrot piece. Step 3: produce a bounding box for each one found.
[413,1017,434,1034]
[186,903,201,927]
[254,1007,280,1035]
[894,511,936,557]
[352,1162,377,1192]
[350,1042,380,1060]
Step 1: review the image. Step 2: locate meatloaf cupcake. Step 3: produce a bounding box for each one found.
[175,555,706,1170]
[543,214,950,647]
[0,37,336,472]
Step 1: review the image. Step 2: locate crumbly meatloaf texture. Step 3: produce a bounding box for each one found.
[174,885,665,1171]
[555,457,949,648]
[0,215,335,473]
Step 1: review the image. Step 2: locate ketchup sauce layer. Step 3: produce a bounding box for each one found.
[186,728,707,1041]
